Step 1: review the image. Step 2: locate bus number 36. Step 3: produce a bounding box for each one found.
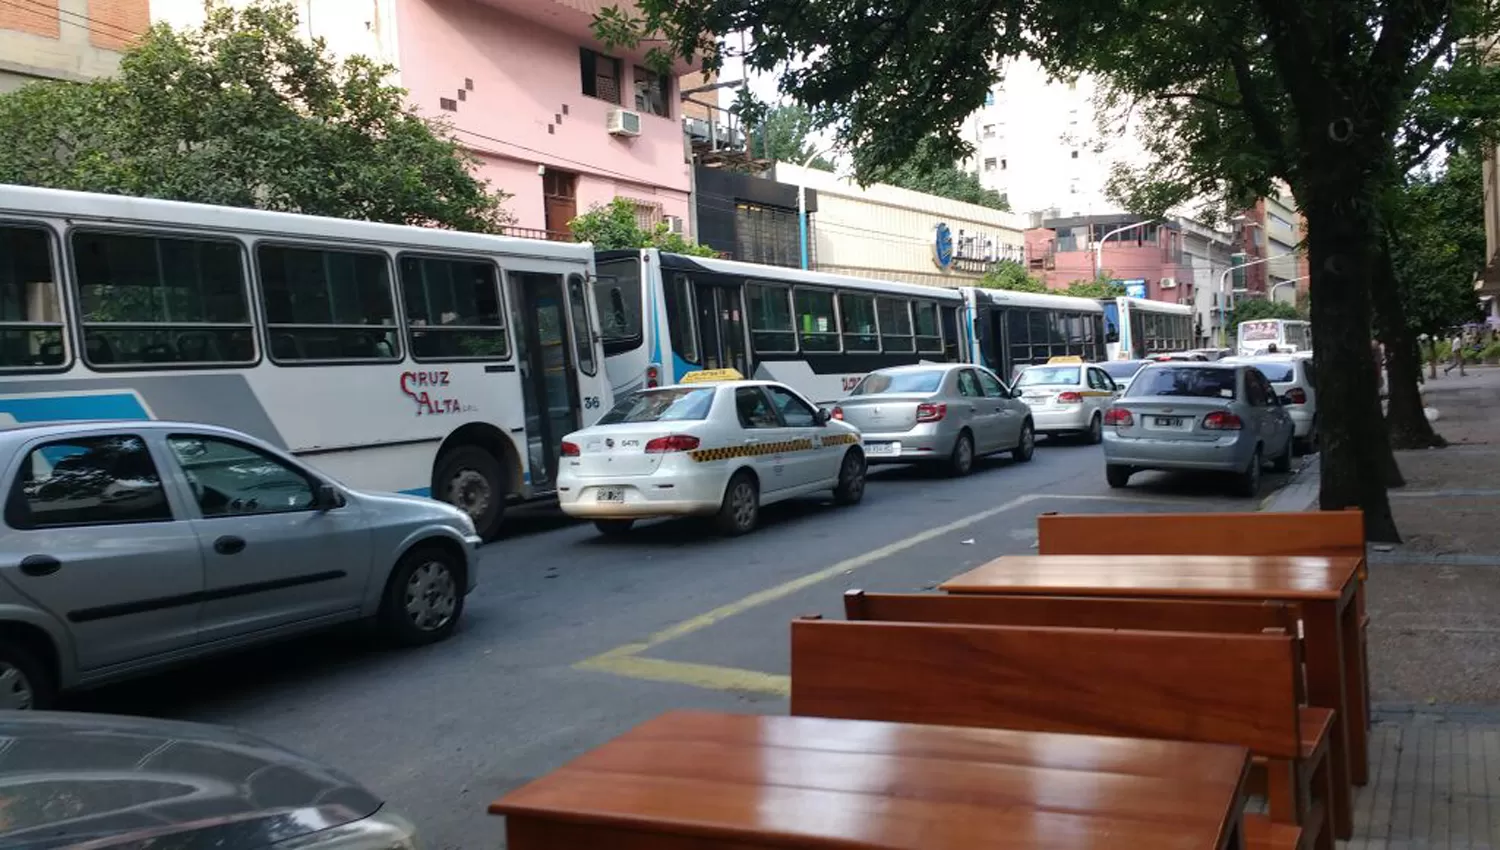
[583,396,601,409]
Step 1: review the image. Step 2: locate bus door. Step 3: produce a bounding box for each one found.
[509,271,582,491]
[689,279,750,376]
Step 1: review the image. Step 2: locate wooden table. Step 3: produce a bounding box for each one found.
[941,553,1366,840]
[491,710,1251,850]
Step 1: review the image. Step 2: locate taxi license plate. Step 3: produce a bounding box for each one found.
[595,487,625,503]
[864,441,901,457]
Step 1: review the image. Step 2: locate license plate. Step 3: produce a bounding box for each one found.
[864,441,901,457]
[595,487,624,503]
[1152,416,1182,427]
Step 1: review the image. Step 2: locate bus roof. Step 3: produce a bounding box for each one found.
[0,183,597,263]
[974,287,1106,313]
[1117,296,1193,315]
[648,251,967,302]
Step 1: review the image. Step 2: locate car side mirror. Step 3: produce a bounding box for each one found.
[1010,387,1025,399]
[314,482,341,510]
[815,408,833,425]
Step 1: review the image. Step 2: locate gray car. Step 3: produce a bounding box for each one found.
[1100,362,1295,496]
[834,364,1035,476]
[0,710,418,848]
[0,420,481,710]
[1098,359,1153,395]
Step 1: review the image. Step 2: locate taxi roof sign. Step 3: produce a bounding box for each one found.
[679,368,745,384]
[1047,356,1084,364]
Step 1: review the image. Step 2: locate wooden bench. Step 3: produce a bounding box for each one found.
[791,618,1335,850]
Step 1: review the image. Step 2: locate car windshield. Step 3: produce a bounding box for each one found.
[1252,363,1296,382]
[852,370,945,395]
[1100,361,1148,379]
[1127,367,1238,399]
[597,388,715,424]
[1016,367,1080,386]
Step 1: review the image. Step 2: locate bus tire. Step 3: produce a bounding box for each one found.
[435,445,507,541]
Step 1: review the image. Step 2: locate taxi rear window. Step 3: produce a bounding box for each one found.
[1016,367,1080,386]
[598,388,715,424]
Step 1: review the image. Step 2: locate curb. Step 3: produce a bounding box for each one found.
[1260,453,1320,513]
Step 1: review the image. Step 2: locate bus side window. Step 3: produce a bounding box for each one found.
[939,305,960,362]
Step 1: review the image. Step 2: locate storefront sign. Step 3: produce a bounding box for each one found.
[933,223,1024,273]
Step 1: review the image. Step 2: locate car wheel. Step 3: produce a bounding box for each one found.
[1105,464,1132,489]
[1012,421,1035,463]
[1085,413,1103,445]
[1234,448,1263,498]
[832,449,867,506]
[594,519,635,537]
[1272,437,1293,473]
[435,446,507,541]
[714,471,760,536]
[947,431,975,477]
[380,544,465,647]
[0,641,53,710]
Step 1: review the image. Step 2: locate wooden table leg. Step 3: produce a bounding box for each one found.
[1341,589,1371,781]
[1302,598,1354,841]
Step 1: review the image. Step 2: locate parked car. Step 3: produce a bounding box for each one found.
[834,363,1035,476]
[0,711,419,848]
[1100,362,1296,496]
[1222,354,1319,453]
[0,420,481,709]
[1098,359,1153,395]
[557,370,866,536]
[1013,358,1120,443]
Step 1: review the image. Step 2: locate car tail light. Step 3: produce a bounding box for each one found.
[645,365,660,388]
[644,434,701,453]
[1286,387,1307,405]
[831,406,845,421]
[1103,407,1133,427]
[1056,391,1083,404]
[916,403,947,423]
[560,440,580,457]
[1202,411,1243,430]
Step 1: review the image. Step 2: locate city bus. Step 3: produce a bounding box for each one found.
[593,249,968,403]
[1237,318,1311,356]
[963,287,1107,379]
[0,184,611,539]
[1103,296,1195,360]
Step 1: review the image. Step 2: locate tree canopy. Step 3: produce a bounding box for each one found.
[748,105,836,170]
[0,0,510,232]
[1389,147,1486,337]
[569,197,718,255]
[873,138,1011,211]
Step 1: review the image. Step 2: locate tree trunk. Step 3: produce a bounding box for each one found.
[1300,189,1401,542]
[1371,240,1444,450]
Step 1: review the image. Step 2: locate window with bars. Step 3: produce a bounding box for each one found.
[580,49,622,104]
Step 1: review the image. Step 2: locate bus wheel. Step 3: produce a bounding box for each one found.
[436,446,507,540]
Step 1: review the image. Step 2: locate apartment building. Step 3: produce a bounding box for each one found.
[0,0,148,92]
[1482,145,1500,325]
[154,0,694,238]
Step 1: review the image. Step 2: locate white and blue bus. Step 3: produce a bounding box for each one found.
[963,287,1107,379]
[1103,296,1195,360]
[0,184,612,539]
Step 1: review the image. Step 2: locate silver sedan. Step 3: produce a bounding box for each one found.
[1100,362,1295,496]
[833,364,1035,476]
[0,419,481,709]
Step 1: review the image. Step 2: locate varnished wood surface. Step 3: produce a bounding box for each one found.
[941,555,1361,600]
[790,619,1303,759]
[492,710,1250,850]
[1036,510,1364,563]
[844,589,1299,635]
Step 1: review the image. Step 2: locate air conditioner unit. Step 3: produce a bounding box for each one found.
[1160,277,1177,289]
[665,215,684,234]
[606,108,642,137]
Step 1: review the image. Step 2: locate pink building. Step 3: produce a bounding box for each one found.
[396,0,694,238]
[1024,217,1195,304]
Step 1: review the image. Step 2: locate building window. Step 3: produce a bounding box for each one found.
[1000,159,1007,170]
[1071,150,1079,159]
[622,198,662,230]
[633,66,670,117]
[580,48,622,104]
[982,124,996,138]
[984,158,998,172]
[734,203,803,268]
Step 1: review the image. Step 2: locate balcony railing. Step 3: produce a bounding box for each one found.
[501,226,576,242]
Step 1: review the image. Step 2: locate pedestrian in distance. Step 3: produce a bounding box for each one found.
[1443,333,1466,376]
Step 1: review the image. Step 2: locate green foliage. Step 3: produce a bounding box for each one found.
[1387,147,1485,335]
[977,261,1047,292]
[748,105,835,170]
[0,1,510,231]
[1062,275,1127,299]
[870,138,1010,210]
[1228,298,1301,335]
[568,198,718,256]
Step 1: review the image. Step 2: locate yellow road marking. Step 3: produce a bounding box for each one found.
[574,492,1188,694]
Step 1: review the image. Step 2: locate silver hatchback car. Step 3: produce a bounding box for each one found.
[0,420,481,709]
[834,363,1035,476]
[1100,362,1295,496]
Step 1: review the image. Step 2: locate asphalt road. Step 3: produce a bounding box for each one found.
[67,435,1304,849]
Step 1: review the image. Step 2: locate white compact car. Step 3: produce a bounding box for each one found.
[556,370,868,537]
[1013,358,1121,443]
[1221,354,1319,453]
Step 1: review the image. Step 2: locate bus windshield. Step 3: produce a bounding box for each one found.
[1239,320,1280,342]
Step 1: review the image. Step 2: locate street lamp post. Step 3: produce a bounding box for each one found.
[1217,252,1298,347]
[1093,219,1157,279]
[1269,276,1308,304]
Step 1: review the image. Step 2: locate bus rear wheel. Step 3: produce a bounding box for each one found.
[436,445,507,541]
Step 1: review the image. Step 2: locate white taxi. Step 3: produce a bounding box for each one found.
[555,370,868,537]
[1014,357,1120,443]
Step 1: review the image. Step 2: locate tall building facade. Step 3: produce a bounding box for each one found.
[0,0,148,92]
[1481,144,1500,325]
[153,0,694,239]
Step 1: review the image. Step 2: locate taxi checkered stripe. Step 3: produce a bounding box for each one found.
[690,432,859,463]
